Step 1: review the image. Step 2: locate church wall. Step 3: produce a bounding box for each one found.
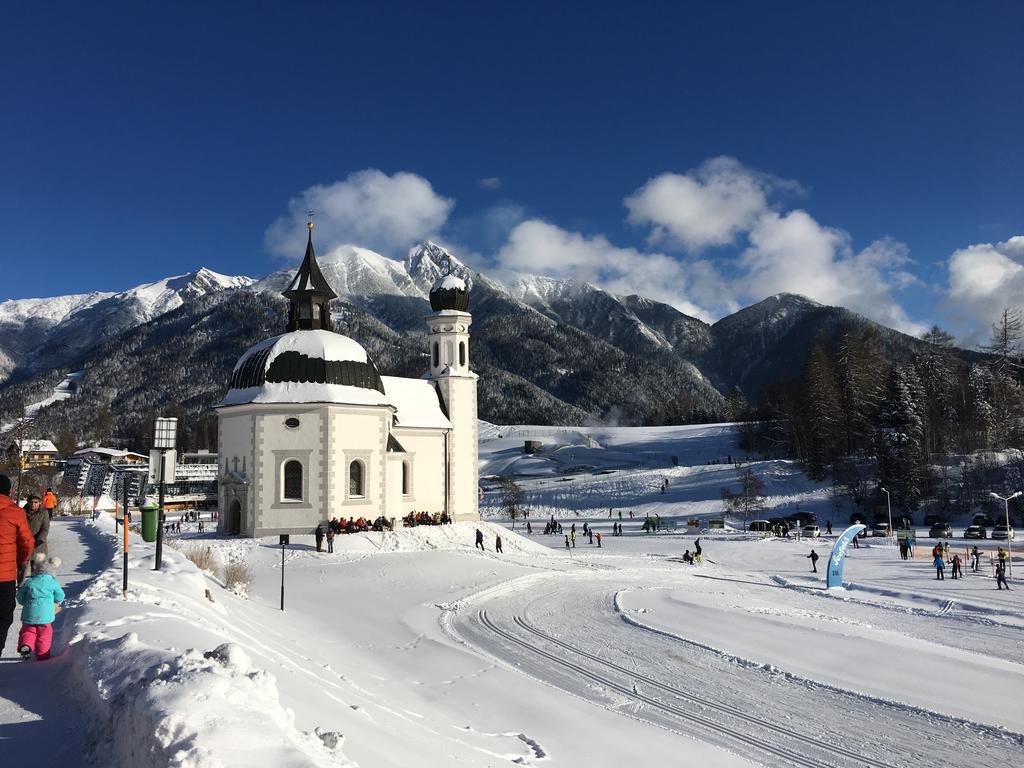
[218,413,255,534]
[252,407,324,535]
[327,406,390,521]
[391,426,446,517]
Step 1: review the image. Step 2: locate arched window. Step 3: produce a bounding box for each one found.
[402,461,411,495]
[283,460,303,501]
[349,460,364,497]
[459,341,466,368]
[432,342,439,368]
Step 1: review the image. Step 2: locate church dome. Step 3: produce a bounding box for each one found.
[429,273,470,312]
[218,330,392,407]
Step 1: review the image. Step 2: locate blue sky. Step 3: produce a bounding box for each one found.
[1,2,1021,342]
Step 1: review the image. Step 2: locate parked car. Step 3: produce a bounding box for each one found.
[964,525,987,539]
[991,525,1016,540]
[748,520,772,532]
[929,522,953,538]
[871,523,891,537]
[972,513,996,527]
[802,524,821,538]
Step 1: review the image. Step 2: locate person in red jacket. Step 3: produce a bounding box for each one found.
[1,474,35,656]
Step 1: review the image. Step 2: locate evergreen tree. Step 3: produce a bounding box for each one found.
[836,326,889,456]
[914,325,959,455]
[800,340,843,479]
[982,307,1023,376]
[876,365,925,510]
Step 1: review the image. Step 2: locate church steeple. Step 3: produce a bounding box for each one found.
[282,215,337,332]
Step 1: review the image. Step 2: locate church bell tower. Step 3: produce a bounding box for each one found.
[425,272,478,521]
[282,218,336,332]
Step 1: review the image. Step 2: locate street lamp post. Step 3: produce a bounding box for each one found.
[880,486,893,548]
[153,417,177,571]
[989,490,1019,577]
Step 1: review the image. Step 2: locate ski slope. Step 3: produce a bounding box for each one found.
[3,422,1022,767]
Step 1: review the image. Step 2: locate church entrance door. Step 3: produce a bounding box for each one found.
[230,499,242,535]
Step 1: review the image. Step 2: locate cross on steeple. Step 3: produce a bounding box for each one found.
[306,208,315,230]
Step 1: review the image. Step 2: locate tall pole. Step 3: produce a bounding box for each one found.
[880,487,893,552]
[989,491,1018,578]
[123,478,129,596]
[280,542,285,611]
[154,448,166,571]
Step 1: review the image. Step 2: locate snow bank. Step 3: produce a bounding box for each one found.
[65,513,351,768]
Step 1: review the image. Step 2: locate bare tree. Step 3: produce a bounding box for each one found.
[497,478,525,529]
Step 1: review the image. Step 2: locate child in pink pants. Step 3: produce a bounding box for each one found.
[16,553,64,660]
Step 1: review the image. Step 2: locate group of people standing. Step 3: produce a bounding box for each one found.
[1,474,64,661]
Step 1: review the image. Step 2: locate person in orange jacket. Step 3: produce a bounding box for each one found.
[1,474,36,656]
[42,488,58,519]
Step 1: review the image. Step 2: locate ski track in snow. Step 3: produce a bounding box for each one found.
[447,569,1024,768]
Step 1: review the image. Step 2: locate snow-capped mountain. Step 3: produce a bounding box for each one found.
[0,241,951,437]
[0,267,253,380]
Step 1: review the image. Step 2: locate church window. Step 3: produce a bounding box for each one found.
[402,461,411,495]
[459,341,466,368]
[349,460,365,497]
[283,460,303,501]
[432,342,439,368]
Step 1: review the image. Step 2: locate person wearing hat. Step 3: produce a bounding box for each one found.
[0,474,35,655]
[16,552,64,660]
[22,494,49,580]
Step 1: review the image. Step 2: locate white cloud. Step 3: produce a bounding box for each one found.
[945,236,1024,344]
[495,219,729,321]
[737,210,927,335]
[624,156,796,252]
[265,170,453,258]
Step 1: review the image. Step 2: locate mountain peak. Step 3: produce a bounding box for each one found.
[404,241,473,290]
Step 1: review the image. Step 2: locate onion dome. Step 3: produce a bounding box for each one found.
[218,330,392,407]
[429,273,470,312]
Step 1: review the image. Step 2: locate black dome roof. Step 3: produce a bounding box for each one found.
[429,274,470,312]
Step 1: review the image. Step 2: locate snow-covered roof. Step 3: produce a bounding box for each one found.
[14,439,59,454]
[382,376,450,429]
[73,447,147,460]
[221,330,395,408]
[232,330,371,372]
[431,274,466,293]
[218,382,394,408]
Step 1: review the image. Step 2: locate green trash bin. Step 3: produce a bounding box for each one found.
[141,502,159,543]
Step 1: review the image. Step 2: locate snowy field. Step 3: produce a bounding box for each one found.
[2,423,1022,767]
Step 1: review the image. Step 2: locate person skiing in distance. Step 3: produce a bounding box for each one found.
[587,529,593,544]
[971,546,981,572]
[570,530,576,548]
[807,549,819,573]
[16,553,64,660]
[826,521,833,535]
[475,528,485,551]
[934,552,945,580]
[693,538,702,563]
[995,559,1010,590]
[596,531,602,548]
[495,534,503,554]
[314,523,324,553]
[564,534,570,552]
[951,553,962,579]
[526,520,532,535]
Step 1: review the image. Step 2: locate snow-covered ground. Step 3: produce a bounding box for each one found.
[3,423,1023,767]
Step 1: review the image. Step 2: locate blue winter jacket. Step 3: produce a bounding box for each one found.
[16,573,65,625]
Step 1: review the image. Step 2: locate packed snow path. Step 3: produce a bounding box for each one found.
[448,558,1024,768]
[0,519,107,766]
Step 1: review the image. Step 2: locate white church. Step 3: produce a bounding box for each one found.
[215,222,479,537]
